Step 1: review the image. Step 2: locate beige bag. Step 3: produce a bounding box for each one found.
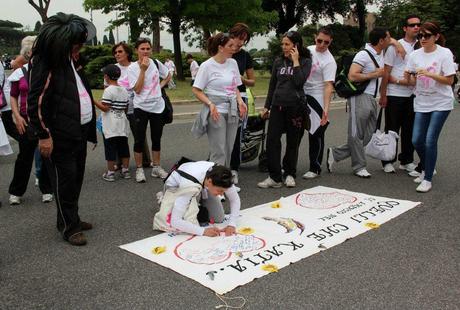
[153,184,202,232]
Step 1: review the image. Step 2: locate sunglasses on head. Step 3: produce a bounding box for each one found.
[407,23,421,28]
[316,38,330,45]
[417,33,434,40]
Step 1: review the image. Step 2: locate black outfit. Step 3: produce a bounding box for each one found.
[28,56,97,241]
[230,50,253,171]
[133,108,164,153]
[265,57,312,182]
[1,110,20,141]
[382,95,415,166]
[103,136,130,161]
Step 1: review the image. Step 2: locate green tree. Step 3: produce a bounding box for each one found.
[108,29,115,44]
[261,0,351,35]
[103,34,109,45]
[34,21,42,32]
[0,20,23,28]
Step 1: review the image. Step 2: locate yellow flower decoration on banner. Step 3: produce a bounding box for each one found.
[261,264,279,273]
[237,227,255,235]
[152,246,166,255]
[271,201,281,208]
[365,222,380,229]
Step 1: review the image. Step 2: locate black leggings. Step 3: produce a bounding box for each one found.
[133,108,164,153]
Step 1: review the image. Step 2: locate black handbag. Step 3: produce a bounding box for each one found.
[152,59,173,124]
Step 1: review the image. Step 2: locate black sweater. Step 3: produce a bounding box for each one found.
[264,56,311,109]
[27,56,97,144]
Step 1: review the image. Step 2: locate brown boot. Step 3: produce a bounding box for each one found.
[80,221,93,231]
[67,232,87,246]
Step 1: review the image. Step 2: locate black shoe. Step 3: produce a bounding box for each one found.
[67,232,87,246]
[80,221,93,231]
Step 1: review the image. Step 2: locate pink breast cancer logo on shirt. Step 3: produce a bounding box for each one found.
[118,76,130,88]
[142,72,160,96]
[418,62,437,89]
[223,70,239,96]
[308,60,320,79]
[79,89,90,100]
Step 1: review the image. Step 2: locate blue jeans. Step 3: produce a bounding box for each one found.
[412,111,450,181]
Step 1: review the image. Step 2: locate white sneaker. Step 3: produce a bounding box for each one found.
[399,162,417,172]
[231,170,239,185]
[302,171,319,179]
[410,169,436,178]
[42,194,53,203]
[136,168,146,183]
[102,172,116,182]
[414,171,425,183]
[416,180,432,193]
[151,166,168,179]
[355,168,371,178]
[9,195,21,205]
[257,177,283,189]
[326,148,334,172]
[284,175,296,188]
[383,163,395,173]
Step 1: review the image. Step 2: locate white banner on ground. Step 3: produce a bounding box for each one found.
[120,186,421,294]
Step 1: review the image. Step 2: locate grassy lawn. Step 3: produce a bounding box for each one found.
[92,70,271,102]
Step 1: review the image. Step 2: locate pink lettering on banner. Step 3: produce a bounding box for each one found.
[223,71,239,96]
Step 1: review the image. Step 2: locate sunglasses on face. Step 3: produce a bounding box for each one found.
[114,50,124,54]
[407,23,421,28]
[417,33,434,40]
[316,38,330,46]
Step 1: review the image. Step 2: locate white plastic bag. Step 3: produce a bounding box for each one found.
[365,129,399,161]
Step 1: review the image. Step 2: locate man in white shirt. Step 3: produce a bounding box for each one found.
[379,15,421,174]
[302,26,337,179]
[328,28,391,178]
[153,162,240,237]
[186,53,199,86]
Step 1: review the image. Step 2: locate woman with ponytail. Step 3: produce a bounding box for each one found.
[405,21,456,192]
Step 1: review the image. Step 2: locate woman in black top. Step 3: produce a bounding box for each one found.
[257,31,311,189]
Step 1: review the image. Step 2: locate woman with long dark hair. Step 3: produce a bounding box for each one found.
[405,21,456,192]
[258,31,312,188]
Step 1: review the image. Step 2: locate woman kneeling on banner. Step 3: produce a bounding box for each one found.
[153,161,240,237]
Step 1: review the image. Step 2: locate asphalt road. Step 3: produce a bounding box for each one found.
[1,104,459,309]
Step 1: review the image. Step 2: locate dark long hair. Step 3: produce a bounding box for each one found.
[282,31,311,59]
[31,13,93,69]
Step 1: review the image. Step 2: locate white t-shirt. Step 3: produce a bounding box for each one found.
[165,161,240,236]
[127,59,169,114]
[193,58,242,113]
[71,61,92,125]
[352,44,384,96]
[190,60,199,80]
[406,45,456,112]
[304,45,337,96]
[101,85,130,138]
[164,60,176,73]
[385,39,417,97]
[104,63,135,115]
[0,62,11,112]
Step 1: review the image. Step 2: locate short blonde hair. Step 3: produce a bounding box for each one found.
[20,36,37,59]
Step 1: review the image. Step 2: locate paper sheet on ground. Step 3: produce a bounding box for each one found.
[120,186,421,294]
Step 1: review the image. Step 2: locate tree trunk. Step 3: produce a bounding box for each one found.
[170,0,184,80]
[128,7,142,43]
[356,0,366,46]
[151,17,161,54]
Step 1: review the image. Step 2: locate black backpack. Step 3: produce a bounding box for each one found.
[334,49,380,98]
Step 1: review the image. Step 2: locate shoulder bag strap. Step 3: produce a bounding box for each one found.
[176,169,201,185]
[363,49,380,98]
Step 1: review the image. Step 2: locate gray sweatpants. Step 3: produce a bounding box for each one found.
[332,93,377,172]
[207,113,239,167]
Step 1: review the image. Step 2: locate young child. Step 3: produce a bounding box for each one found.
[95,64,131,181]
